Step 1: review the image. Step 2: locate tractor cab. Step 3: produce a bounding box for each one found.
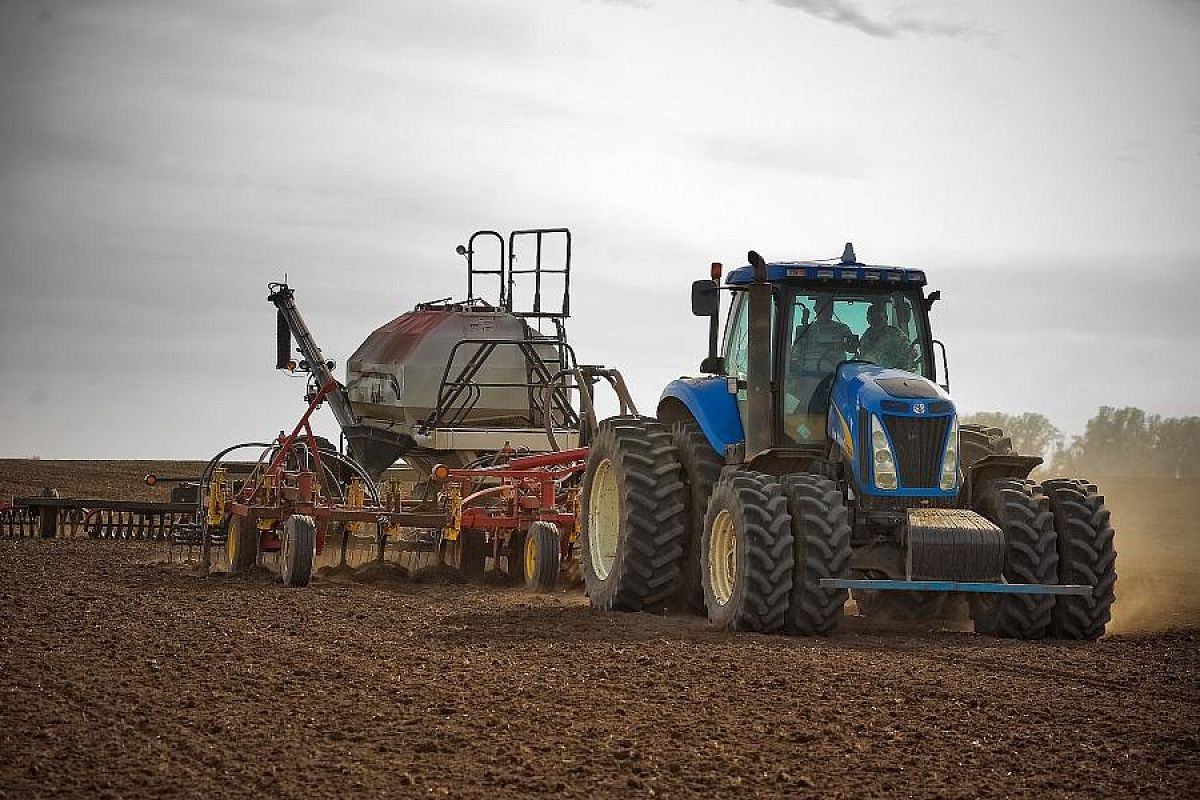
[668,247,955,496]
[720,262,939,448]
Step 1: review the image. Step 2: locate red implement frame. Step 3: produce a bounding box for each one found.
[219,382,589,579]
[443,446,587,568]
[223,383,442,555]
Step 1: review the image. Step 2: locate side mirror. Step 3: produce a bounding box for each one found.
[691,280,719,316]
[923,289,941,312]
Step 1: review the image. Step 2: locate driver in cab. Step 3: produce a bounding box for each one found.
[857,302,913,371]
[789,294,855,375]
[784,294,855,442]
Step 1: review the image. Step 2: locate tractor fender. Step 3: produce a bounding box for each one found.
[657,377,744,456]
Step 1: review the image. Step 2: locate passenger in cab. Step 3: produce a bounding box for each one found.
[858,302,913,371]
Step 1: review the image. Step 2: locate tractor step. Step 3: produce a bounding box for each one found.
[821,578,1093,596]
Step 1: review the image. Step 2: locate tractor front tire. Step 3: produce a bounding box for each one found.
[780,473,851,636]
[670,418,725,612]
[280,515,316,588]
[226,515,258,575]
[969,480,1058,639]
[1041,479,1117,639]
[581,417,687,612]
[524,521,561,593]
[701,470,793,632]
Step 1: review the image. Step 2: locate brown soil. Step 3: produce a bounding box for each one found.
[0,459,210,504]
[1,461,1198,798]
[1,539,1197,799]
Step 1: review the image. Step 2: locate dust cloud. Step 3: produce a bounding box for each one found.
[1099,478,1200,633]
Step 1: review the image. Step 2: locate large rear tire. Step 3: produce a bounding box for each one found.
[1041,479,1117,639]
[780,473,850,635]
[280,515,316,588]
[670,418,724,611]
[701,470,793,632]
[969,480,1057,639]
[581,417,687,612]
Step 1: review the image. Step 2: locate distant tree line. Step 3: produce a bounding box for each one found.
[961,407,1200,479]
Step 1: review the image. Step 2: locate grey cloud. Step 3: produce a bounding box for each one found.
[692,131,860,179]
[771,0,986,41]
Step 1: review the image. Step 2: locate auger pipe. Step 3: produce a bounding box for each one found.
[267,282,357,434]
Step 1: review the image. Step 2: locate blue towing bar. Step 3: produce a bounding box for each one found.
[820,579,1093,596]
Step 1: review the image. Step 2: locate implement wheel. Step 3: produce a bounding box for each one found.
[1041,479,1117,639]
[456,530,488,578]
[581,416,687,612]
[280,515,316,587]
[226,515,259,575]
[969,480,1058,639]
[670,418,725,612]
[524,521,560,593]
[780,473,851,635]
[701,470,793,632]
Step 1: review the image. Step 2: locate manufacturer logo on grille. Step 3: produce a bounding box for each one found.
[913,403,926,414]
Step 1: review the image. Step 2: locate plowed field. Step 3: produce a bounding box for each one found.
[1,461,1198,798]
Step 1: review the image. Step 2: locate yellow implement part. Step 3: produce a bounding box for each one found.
[347,477,365,508]
[206,467,226,526]
[443,484,462,542]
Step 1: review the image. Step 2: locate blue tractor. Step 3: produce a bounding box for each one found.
[579,245,1116,639]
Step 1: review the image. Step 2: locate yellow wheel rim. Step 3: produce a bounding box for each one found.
[708,509,737,606]
[587,459,619,580]
[525,531,538,577]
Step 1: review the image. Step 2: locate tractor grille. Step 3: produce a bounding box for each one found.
[882,414,952,488]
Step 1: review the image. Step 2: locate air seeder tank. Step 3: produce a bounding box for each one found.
[338,229,582,478]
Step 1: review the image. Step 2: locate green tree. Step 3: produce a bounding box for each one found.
[1050,407,1200,478]
[1146,415,1200,478]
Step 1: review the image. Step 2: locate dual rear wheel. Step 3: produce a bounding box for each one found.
[580,415,851,634]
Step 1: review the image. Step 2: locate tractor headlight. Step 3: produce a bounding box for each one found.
[939,416,959,491]
[871,415,898,490]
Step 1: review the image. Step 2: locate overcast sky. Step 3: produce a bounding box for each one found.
[1,0,1198,459]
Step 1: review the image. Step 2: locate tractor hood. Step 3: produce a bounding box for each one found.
[826,363,956,476]
[830,363,954,420]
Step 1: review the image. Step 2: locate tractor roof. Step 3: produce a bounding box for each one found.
[725,261,927,287]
